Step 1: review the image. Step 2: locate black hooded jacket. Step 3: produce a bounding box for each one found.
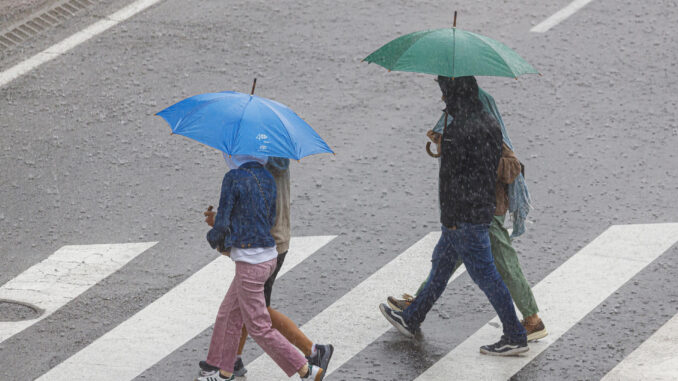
[437,76,503,226]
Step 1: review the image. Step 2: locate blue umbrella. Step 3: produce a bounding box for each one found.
[156,90,333,160]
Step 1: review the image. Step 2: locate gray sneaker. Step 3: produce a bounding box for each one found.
[307,344,334,373]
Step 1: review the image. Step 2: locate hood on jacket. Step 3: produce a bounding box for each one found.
[437,76,483,118]
[223,153,268,170]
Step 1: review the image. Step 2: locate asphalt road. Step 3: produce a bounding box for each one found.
[1,0,677,380]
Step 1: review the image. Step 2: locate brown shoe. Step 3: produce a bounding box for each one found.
[522,318,548,342]
[386,293,414,312]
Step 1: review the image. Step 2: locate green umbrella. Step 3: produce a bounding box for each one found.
[364,15,538,79]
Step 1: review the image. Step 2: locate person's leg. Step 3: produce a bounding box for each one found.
[489,216,539,318]
[237,259,307,377]
[237,252,289,355]
[269,307,314,356]
[457,223,525,342]
[206,269,244,374]
[401,227,460,329]
[414,258,464,297]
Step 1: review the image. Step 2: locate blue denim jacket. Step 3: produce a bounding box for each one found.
[206,161,277,252]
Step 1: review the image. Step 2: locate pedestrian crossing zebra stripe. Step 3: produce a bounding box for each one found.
[601,310,678,380]
[35,236,335,381]
[0,242,157,345]
[414,223,678,380]
[243,232,468,380]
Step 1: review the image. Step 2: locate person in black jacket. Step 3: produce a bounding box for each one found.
[379,76,528,356]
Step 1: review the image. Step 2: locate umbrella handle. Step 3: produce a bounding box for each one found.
[426,142,441,158]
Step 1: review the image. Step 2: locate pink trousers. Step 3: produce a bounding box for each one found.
[206,258,307,376]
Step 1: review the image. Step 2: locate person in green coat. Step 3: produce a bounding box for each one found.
[386,87,547,341]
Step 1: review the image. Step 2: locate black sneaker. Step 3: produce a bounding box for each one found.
[308,344,334,372]
[198,361,219,377]
[198,359,246,377]
[379,303,417,338]
[233,357,247,377]
[480,335,529,356]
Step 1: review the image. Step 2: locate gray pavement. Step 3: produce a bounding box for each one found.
[1,0,677,380]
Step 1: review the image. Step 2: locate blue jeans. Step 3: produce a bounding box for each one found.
[401,224,526,341]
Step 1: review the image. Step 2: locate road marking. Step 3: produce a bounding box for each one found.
[601,311,678,380]
[0,242,157,344]
[415,223,678,380]
[37,236,335,381]
[531,0,595,33]
[0,0,163,88]
[245,232,467,379]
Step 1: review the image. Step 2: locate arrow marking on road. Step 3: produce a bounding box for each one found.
[531,0,595,33]
[37,236,335,381]
[0,242,157,344]
[602,310,678,380]
[244,231,467,379]
[415,223,678,380]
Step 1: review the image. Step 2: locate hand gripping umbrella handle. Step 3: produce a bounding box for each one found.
[426,142,441,158]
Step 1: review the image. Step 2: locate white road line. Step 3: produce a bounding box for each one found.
[0,0,163,88]
[531,0,595,33]
[415,223,678,380]
[37,236,335,381]
[602,311,678,380]
[245,232,467,380]
[0,242,157,344]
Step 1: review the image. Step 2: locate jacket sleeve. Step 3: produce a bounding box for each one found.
[496,143,522,185]
[206,172,237,251]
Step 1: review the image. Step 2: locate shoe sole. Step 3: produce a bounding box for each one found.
[527,328,548,342]
[479,345,530,356]
[379,304,415,338]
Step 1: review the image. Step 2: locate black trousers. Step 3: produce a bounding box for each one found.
[263,251,287,307]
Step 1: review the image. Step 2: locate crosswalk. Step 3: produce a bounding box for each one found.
[2,225,678,381]
[0,242,157,344]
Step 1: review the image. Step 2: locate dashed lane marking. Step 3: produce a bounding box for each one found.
[531,0,595,33]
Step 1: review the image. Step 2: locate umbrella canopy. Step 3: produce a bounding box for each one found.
[156,91,333,160]
[364,28,538,78]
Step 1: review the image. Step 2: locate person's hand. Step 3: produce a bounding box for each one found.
[426,130,442,145]
[204,205,216,227]
[219,247,231,257]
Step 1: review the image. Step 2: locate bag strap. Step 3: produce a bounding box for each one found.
[242,167,271,222]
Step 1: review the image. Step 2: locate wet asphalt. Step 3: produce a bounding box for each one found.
[1,0,677,380]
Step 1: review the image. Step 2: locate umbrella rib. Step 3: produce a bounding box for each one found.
[232,95,255,155]
[257,99,298,159]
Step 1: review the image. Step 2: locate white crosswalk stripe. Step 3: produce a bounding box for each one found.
[36,236,335,381]
[601,311,678,381]
[7,225,678,381]
[243,232,467,379]
[0,242,157,345]
[415,223,678,380]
